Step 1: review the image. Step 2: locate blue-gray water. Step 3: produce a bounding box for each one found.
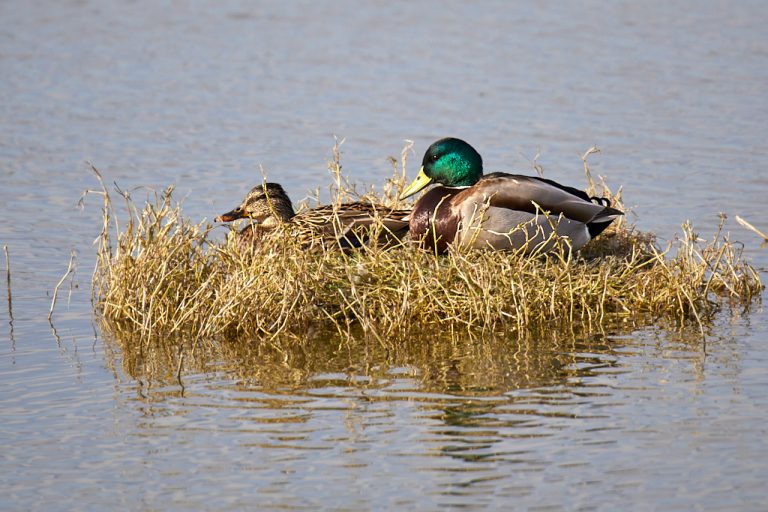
[2,1,768,510]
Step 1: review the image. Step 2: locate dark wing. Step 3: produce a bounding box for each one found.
[458,173,621,224]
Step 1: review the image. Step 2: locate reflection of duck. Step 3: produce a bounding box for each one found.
[400,138,623,253]
[215,183,411,249]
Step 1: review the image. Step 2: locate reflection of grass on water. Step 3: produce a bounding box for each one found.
[88,146,762,390]
[103,317,710,396]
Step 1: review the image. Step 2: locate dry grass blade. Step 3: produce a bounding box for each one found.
[4,246,13,339]
[4,245,10,307]
[735,215,768,243]
[49,250,76,322]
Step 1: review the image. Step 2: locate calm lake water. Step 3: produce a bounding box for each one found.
[2,1,768,510]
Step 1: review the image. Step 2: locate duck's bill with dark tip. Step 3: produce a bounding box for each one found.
[400,166,433,200]
[215,208,247,223]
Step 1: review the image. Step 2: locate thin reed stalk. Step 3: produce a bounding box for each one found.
[49,250,76,322]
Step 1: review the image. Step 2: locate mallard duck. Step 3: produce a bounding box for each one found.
[216,182,411,250]
[400,138,623,254]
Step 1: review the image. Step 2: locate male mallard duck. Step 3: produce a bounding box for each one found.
[400,138,623,254]
[216,182,410,250]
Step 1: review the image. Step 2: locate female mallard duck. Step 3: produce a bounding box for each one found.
[216,182,410,250]
[400,138,623,254]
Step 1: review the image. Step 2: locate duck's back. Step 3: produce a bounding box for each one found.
[292,202,411,250]
[410,173,622,253]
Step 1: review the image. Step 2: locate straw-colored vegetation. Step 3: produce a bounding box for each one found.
[103,317,701,392]
[89,145,762,360]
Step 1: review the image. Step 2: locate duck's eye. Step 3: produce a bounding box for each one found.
[431,154,439,162]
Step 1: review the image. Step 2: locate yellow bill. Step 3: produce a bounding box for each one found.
[400,166,433,200]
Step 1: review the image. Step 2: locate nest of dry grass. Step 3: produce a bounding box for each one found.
[88,146,762,353]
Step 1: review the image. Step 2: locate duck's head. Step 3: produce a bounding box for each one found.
[400,138,483,199]
[215,182,296,227]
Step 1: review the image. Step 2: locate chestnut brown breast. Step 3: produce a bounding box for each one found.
[409,186,462,254]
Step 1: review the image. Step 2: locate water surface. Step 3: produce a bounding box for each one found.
[1,1,767,510]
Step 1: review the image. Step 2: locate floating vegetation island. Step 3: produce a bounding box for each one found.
[89,147,762,354]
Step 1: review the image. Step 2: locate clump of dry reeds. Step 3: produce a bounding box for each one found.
[89,146,762,353]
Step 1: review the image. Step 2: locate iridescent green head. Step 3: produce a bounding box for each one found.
[400,138,483,199]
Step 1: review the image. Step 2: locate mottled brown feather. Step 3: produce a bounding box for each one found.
[218,184,410,251]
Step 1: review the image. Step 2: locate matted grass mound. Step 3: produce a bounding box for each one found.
[88,149,762,347]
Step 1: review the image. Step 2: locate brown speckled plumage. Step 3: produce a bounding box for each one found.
[216,182,411,251]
